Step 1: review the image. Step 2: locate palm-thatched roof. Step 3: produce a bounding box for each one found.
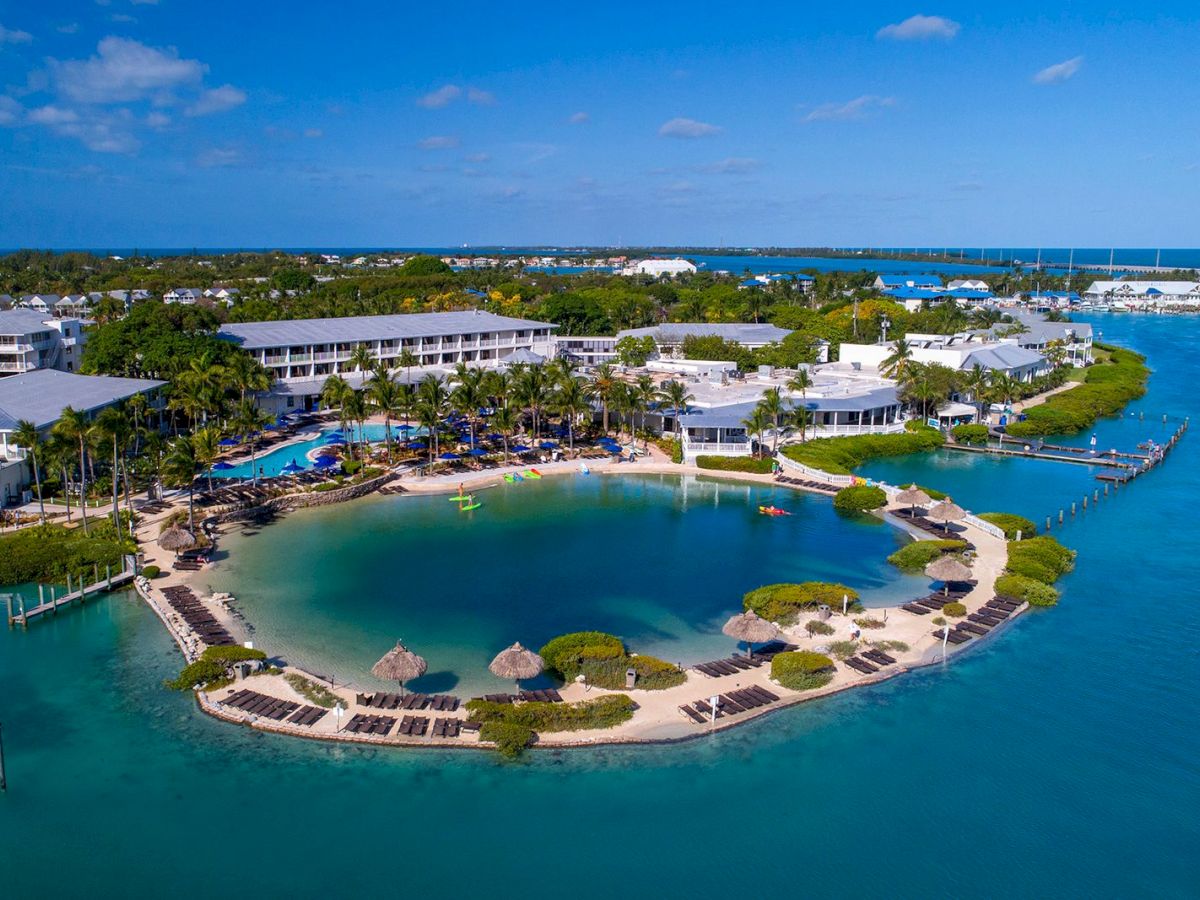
[371,641,427,683]
[722,610,781,644]
[489,642,544,680]
[925,556,973,583]
[929,499,966,523]
[157,526,197,552]
[896,486,932,508]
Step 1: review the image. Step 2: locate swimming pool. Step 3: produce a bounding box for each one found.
[213,422,425,479]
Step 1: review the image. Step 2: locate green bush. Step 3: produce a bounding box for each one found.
[871,640,910,653]
[931,616,946,626]
[1005,346,1148,437]
[995,574,1059,607]
[166,645,266,691]
[141,564,161,579]
[654,437,683,463]
[480,722,534,758]
[781,427,944,475]
[827,640,859,661]
[580,654,685,691]
[942,601,967,617]
[0,520,130,585]
[341,459,363,476]
[539,632,625,679]
[979,512,1038,540]
[284,672,340,708]
[887,539,968,572]
[1007,537,1075,584]
[539,631,682,690]
[898,482,947,500]
[951,423,990,444]
[805,620,835,637]
[695,455,773,474]
[743,582,860,624]
[771,651,835,691]
[853,616,886,629]
[833,485,887,512]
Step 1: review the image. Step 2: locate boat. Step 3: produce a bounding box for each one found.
[758,505,791,517]
[526,469,543,479]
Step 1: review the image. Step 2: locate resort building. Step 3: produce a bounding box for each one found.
[616,323,793,357]
[620,258,698,278]
[218,310,558,415]
[873,275,943,291]
[982,314,1093,367]
[840,334,1050,382]
[0,369,165,503]
[0,310,88,377]
[553,336,620,366]
[164,288,205,305]
[1083,280,1200,306]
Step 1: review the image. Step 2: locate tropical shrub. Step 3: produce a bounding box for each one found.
[781,427,944,475]
[743,582,860,623]
[805,620,835,637]
[141,564,161,579]
[540,632,625,679]
[827,640,859,661]
[853,616,886,629]
[480,722,534,758]
[284,673,340,708]
[995,574,1059,607]
[1005,346,1148,437]
[951,424,990,444]
[1006,537,1075,584]
[771,651,835,690]
[166,645,266,691]
[870,640,910,653]
[580,654,685,691]
[979,512,1038,540]
[695,455,773,474]
[942,602,967,617]
[0,521,130,585]
[833,485,886,512]
[931,616,946,626]
[654,437,683,463]
[464,694,636,750]
[887,539,968,572]
[899,482,947,500]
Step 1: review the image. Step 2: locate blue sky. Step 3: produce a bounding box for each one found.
[2,2,1199,249]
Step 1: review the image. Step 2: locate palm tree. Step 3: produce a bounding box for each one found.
[417,375,448,461]
[95,405,132,529]
[490,405,518,465]
[320,374,352,435]
[786,369,813,441]
[53,406,93,535]
[758,387,785,454]
[634,374,660,449]
[232,399,271,486]
[349,344,376,375]
[450,364,487,449]
[659,379,694,444]
[485,370,513,410]
[397,348,419,388]
[43,434,72,523]
[366,372,400,462]
[225,352,272,404]
[515,365,551,440]
[163,436,200,530]
[589,363,617,435]
[788,404,812,443]
[553,376,590,452]
[962,364,991,424]
[12,420,46,524]
[881,338,913,380]
[610,381,636,445]
[192,426,221,493]
[342,390,369,461]
[742,406,772,457]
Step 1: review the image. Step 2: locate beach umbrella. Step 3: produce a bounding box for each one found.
[929,498,966,534]
[371,641,428,698]
[212,461,234,471]
[486,433,503,441]
[407,440,427,450]
[489,642,544,694]
[218,437,240,447]
[157,526,197,556]
[511,444,531,453]
[466,447,489,457]
[313,455,339,469]
[439,452,461,460]
[896,486,931,516]
[925,556,973,595]
[280,459,304,476]
[722,610,781,660]
[324,436,346,446]
[539,441,558,450]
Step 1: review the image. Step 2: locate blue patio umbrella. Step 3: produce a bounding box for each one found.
[466,447,489,457]
[486,433,502,441]
[406,440,427,450]
[219,437,240,447]
[511,444,531,453]
[396,424,413,432]
[539,441,558,450]
[280,459,304,475]
[439,452,461,460]
[263,423,278,431]
[212,461,234,471]
[313,455,339,468]
[324,436,346,446]
[324,430,345,439]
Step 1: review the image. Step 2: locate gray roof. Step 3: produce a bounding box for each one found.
[678,387,900,429]
[504,347,546,364]
[0,309,55,335]
[218,310,558,350]
[617,322,791,345]
[0,370,165,432]
[963,345,1046,372]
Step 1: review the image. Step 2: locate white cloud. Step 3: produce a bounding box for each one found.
[699,157,760,174]
[467,87,495,105]
[51,36,206,104]
[185,83,245,116]
[29,104,141,153]
[463,152,490,163]
[110,13,137,23]
[877,14,960,41]
[28,105,79,126]
[1033,56,1083,84]
[417,84,461,108]
[568,111,589,124]
[0,24,33,44]
[658,117,722,139]
[303,127,322,138]
[0,96,21,125]
[146,111,170,129]
[418,134,459,150]
[804,95,894,122]
[196,146,242,168]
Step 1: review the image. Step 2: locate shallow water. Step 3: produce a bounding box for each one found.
[2,313,1198,897]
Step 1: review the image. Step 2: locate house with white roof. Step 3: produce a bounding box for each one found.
[840,333,1049,383]
[621,258,698,278]
[163,288,204,305]
[615,322,793,357]
[0,310,88,377]
[947,279,990,292]
[1083,280,1200,305]
[873,275,943,291]
[18,295,59,314]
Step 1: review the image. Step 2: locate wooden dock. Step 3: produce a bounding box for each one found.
[944,442,1136,469]
[4,556,137,628]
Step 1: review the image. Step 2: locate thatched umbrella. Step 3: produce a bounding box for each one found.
[371,641,427,697]
[929,498,966,534]
[158,525,197,556]
[925,556,973,596]
[489,641,543,695]
[896,486,932,517]
[722,610,781,660]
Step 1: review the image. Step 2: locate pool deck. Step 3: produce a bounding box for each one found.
[129,453,1020,751]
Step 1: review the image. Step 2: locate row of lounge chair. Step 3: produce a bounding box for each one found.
[473,689,563,704]
[844,648,897,675]
[693,642,799,678]
[678,685,781,724]
[345,714,396,735]
[893,507,968,540]
[220,688,327,726]
[935,596,1022,644]
[161,585,234,646]
[397,716,429,736]
[775,474,838,494]
[355,692,460,711]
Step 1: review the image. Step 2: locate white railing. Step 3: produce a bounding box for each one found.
[777,453,854,486]
[964,513,1006,540]
[807,421,907,437]
[686,441,752,454]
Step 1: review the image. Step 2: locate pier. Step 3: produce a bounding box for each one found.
[4,556,138,629]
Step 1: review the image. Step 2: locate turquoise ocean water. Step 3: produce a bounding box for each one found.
[1,313,1198,897]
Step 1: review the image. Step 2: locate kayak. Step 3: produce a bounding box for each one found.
[461,502,482,511]
[503,474,515,483]
[448,495,470,501]
[526,469,543,479]
[758,505,791,517]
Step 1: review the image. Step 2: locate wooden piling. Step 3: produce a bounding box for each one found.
[1071,502,1076,516]
[1058,509,1064,525]
[1082,495,1088,510]
[1046,516,1052,532]
[0,720,7,792]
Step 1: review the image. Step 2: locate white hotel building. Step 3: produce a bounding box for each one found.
[218,310,558,415]
[0,309,88,377]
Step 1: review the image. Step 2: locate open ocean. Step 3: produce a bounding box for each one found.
[0,312,1197,897]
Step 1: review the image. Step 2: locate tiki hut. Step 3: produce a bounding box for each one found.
[157,526,197,556]
[925,556,973,595]
[371,641,427,697]
[929,498,966,533]
[489,642,544,693]
[896,486,932,517]
[722,610,781,659]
